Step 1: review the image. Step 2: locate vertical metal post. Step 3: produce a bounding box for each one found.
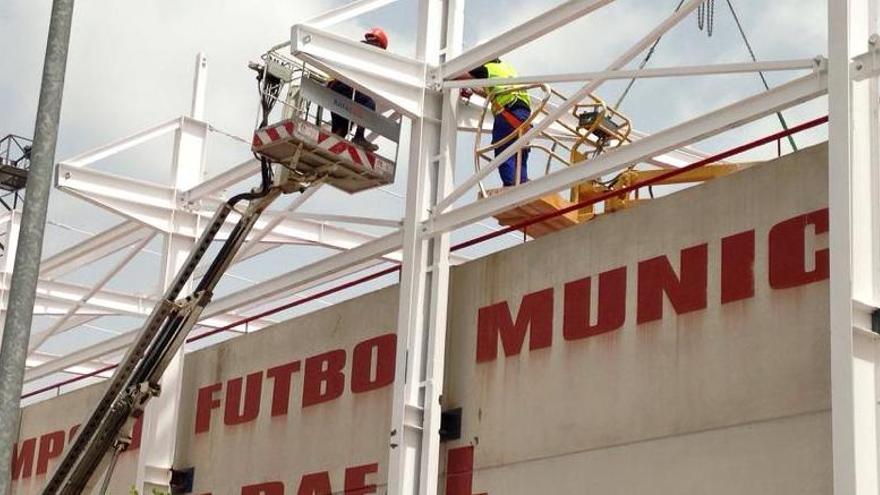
[0,1,75,493]
[387,1,463,493]
[134,53,208,493]
[829,0,880,492]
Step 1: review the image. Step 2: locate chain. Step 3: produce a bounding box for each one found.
[613,0,686,110]
[697,0,715,37]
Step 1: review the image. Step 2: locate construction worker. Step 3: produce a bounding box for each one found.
[326,28,389,152]
[459,58,532,187]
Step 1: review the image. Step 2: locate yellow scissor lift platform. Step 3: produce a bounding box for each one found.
[472,87,741,238]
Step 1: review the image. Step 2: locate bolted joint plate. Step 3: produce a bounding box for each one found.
[851,34,880,81]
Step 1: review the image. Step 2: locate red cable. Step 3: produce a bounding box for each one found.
[22,116,827,400]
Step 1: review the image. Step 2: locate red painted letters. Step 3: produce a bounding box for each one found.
[563,267,627,340]
[445,446,486,495]
[637,243,709,324]
[242,482,285,495]
[721,230,756,303]
[232,463,380,495]
[267,361,302,417]
[195,383,222,434]
[344,463,379,495]
[224,372,263,426]
[11,418,141,482]
[769,209,829,289]
[351,335,396,394]
[476,209,831,363]
[35,430,65,475]
[476,288,553,362]
[194,334,397,433]
[297,472,332,495]
[10,438,35,481]
[302,350,346,407]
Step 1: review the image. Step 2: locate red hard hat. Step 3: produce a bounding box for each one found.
[365,28,389,49]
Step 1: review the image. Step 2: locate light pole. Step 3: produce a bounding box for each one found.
[0,0,75,492]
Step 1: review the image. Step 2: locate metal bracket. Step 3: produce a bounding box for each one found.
[439,408,462,442]
[426,66,444,92]
[850,34,880,81]
[170,467,195,494]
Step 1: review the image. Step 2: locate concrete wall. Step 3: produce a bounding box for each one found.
[14,144,835,494]
[10,383,139,495]
[173,287,399,494]
[443,144,831,494]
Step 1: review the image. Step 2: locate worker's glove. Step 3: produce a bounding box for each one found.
[459,88,474,100]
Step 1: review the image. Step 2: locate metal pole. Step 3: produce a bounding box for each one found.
[0,1,75,493]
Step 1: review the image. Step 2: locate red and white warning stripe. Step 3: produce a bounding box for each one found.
[252,121,296,148]
[252,120,393,179]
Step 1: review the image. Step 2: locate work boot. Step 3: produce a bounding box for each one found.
[352,135,379,152]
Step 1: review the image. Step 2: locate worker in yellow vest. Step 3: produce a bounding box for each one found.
[460,59,532,186]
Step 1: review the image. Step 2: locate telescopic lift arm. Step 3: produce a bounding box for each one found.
[40,166,309,494]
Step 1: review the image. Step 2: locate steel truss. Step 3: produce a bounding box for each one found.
[5,0,879,493]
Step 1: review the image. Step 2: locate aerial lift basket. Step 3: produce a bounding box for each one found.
[472,85,633,237]
[251,50,401,194]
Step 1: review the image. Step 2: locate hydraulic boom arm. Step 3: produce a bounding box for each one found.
[41,176,300,494]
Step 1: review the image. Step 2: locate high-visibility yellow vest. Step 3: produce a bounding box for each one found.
[484,61,531,114]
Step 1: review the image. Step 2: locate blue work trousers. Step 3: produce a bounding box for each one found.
[492,105,531,186]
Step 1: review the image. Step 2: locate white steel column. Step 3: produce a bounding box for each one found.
[387,0,462,493]
[828,0,880,493]
[0,211,22,342]
[135,53,209,491]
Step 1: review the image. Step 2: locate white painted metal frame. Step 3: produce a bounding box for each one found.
[15,0,880,493]
[828,0,880,493]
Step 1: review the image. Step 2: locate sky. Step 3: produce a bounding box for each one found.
[0,0,831,397]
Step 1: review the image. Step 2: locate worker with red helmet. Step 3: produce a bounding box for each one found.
[326,28,389,152]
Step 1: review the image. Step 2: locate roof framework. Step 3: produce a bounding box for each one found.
[2,0,878,492]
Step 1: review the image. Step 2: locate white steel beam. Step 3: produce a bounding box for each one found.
[428,71,827,236]
[39,221,151,280]
[23,251,396,385]
[29,298,112,316]
[304,0,403,28]
[291,24,432,118]
[2,275,272,329]
[436,0,706,212]
[828,0,857,492]
[828,0,880,493]
[441,0,615,79]
[202,233,400,318]
[24,332,134,383]
[388,0,462,492]
[289,212,402,228]
[444,59,820,88]
[26,351,115,378]
[192,242,279,280]
[56,163,397,252]
[181,158,260,204]
[233,184,322,263]
[61,118,181,168]
[139,65,209,491]
[27,233,157,353]
[37,316,101,341]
